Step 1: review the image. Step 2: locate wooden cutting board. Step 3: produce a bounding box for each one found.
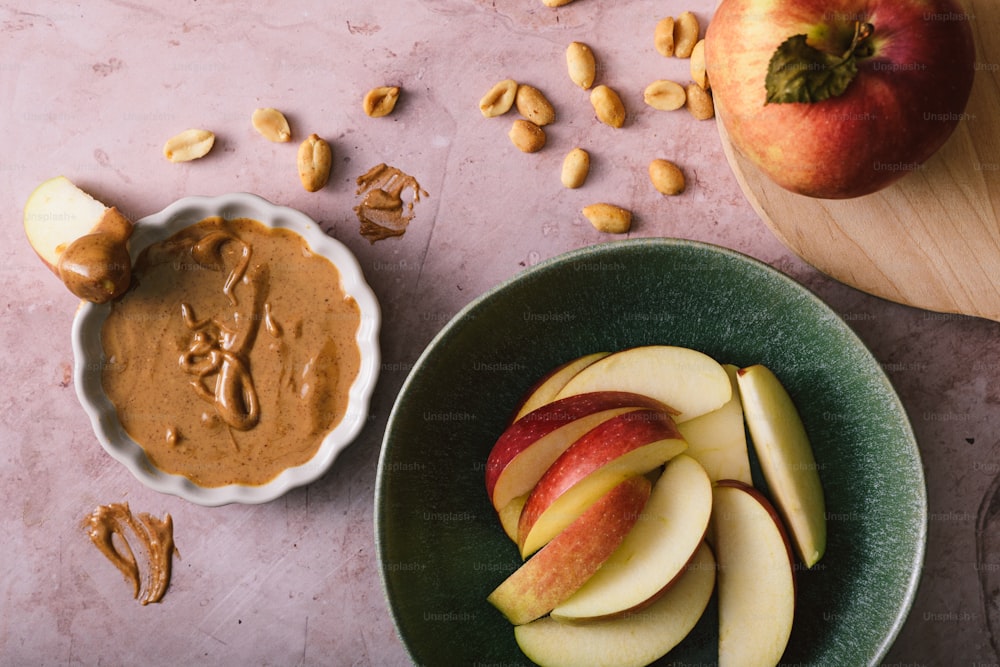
[717,0,1000,321]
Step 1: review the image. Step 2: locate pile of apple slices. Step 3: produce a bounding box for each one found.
[483,345,827,667]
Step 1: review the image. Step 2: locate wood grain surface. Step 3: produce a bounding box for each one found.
[717,0,1000,321]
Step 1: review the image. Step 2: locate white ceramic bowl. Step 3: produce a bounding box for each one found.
[72,193,381,506]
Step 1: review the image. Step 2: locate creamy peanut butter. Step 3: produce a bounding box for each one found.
[354,163,427,243]
[101,216,362,487]
[81,503,175,605]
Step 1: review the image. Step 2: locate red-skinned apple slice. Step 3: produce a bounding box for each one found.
[487,475,652,626]
[678,364,753,484]
[554,345,731,423]
[512,352,610,422]
[486,391,674,512]
[514,542,717,667]
[550,453,712,621]
[517,408,686,558]
[737,364,826,567]
[23,176,134,303]
[498,494,528,542]
[713,481,796,667]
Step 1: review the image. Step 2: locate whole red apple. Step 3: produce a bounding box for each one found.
[705,0,976,199]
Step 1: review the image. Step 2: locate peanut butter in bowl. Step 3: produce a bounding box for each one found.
[72,193,381,505]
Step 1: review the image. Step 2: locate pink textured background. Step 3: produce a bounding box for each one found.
[2,1,999,664]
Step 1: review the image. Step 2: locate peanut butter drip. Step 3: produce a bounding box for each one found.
[81,503,176,605]
[354,163,428,243]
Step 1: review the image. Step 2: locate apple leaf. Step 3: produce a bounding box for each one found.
[765,34,859,104]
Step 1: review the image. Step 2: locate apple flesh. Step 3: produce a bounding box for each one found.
[23,176,134,302]
[517,408,686,558]
[705,0,976,199]
[487,475,651,626]
[554,345,732,423]
[550,454,712,622]
[737,364,826,567]
[677,363,752,485]
[486,391,673,512]
[712,481,796,667]
[514,542,717,667]
[512,352,610,421]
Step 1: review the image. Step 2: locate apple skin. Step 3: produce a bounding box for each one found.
[486,390,674,512]
[513,542,717,667]
[705,0,976,199]
[511,352,610,422]
[517,407,686,558]
[487,475,652,626]
[712,480,796,667]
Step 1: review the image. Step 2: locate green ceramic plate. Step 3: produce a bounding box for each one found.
[375,238,925,666]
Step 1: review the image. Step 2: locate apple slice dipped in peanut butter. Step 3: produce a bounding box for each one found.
[24,176,134,303]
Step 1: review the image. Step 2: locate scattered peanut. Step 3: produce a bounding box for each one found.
[649,159,686,195]
[654,17,675,57]
[163,129,215,163]
[561,148,591,189]
[542,0,575,6]
[566,42,597,90]
[690,39,709,89]
[643,80,687,111]
[590,84,626,128]
[480,79,519,118]
[674,11,700,59]
[509,119,547,153]
[297,133,332,192]
[363,86,401,118]
[251,107,292,142]
[685,83,715,120]
[582,203,632,234]
[515,84,556,127]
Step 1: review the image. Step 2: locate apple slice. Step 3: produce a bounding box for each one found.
[512,352,610,421]
[712,481,796,667]
[737,364,826,567]
[551,453,712,622]
[513,542,717,667]
[487,475,651,626]
[517,408,686,558]
[554,345,731,423]
[486,391,673,511]
[498,494,528,542]
[23,176,134,303]
[677,364,753,484]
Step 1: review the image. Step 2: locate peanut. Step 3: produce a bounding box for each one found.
[649,159,686,196]
[515,84,556,127]
[685,83,715,120]
[690,39,709,89]
[251,107,292,142]
[643,80,687,111]
[674,11,700,59]
[363,86,401,117]
[542,0,575,6]
[582,203,632,234]
[654,17,675,57]
[480,79,518,118]
[566,41,596,90]
[561,148,590,189]
[163,129,215,163]
[297,133,332,192]
[509,119,546,153]
[590,84,626,128]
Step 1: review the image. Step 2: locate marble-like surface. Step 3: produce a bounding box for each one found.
[2,1,998,664]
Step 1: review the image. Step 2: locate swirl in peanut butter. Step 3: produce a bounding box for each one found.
[354,163,428,243]
[81,503,176,605]
[101,217,362,487]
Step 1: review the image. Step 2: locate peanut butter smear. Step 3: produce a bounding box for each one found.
[100,216,362,487]
[354,163,428,243]
[81,503,176,605]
